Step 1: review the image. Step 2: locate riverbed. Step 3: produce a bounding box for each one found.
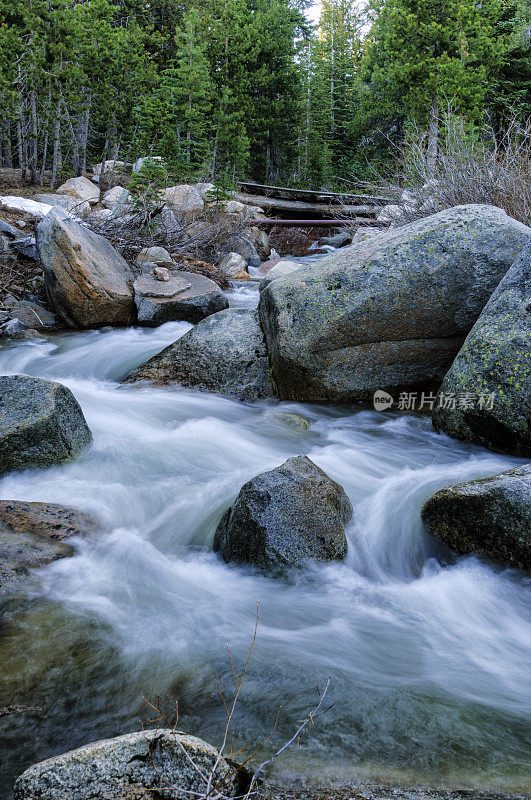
[0,279,529,797]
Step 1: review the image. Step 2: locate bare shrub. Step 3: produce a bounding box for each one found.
[398,114,531,225]
[334,113,530,228]
[128,605,332,800]
[92,206,247,278]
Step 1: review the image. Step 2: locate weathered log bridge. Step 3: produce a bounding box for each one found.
[236,181,392,227]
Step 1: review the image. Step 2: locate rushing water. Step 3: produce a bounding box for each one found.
[0,280,529,797]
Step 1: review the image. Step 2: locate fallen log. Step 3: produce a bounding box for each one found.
[235,192,379,217]
[238,181,392,204]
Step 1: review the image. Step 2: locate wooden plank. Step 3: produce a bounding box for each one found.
[235,192,378,217]
[238,181,391,204]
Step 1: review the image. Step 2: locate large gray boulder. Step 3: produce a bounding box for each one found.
[421,464,531,569]
[134,270,228,325]
[0,375,91,475]
[432,244,530,455]
[214,456,352,570]
[126,309,273,401]
[36,211,135,328]
[56,176,100,204]
[258,205,531,403]
[14,729,249,800]
[164,184,204,213]
[0,500,97,597]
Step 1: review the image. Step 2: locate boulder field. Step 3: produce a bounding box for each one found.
[258,204,530,403]
[123,204,529,464]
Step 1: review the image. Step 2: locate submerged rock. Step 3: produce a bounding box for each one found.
[126,308,273,400]
[421,464,531,569]
[259,205,531,403]
[36,211,135,328]
[134,270,228,325]
[432,243,531,456]
[0,375,91,476]
[214,455,352,570]
[0,501,97,597]
[14,729,250,800]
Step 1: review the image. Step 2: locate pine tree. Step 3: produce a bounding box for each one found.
[170,8,213,169]
[362,0,507,173]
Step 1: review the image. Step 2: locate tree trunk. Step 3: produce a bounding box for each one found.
[426,93,439,178]
[1,120,13,167]
[80,92,91,175]
[16,119,24,173]
[50,96,62,188]
[39,132,48,185]
[29,86,38,183]
[211,123,219,179]
[330,9,335,136]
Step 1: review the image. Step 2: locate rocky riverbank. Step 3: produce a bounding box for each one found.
[1,185,530,797]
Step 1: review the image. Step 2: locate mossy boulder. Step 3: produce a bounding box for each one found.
[0,375,91,475]
[214,455,352,570]
[421,464,531,569]
[432,243,530,455]
[258,205,530,403]
[125,308,274,401]
[14,729,250,799]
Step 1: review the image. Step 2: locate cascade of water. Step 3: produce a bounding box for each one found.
[0,289,529,796]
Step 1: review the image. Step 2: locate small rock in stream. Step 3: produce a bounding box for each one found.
[214,455,352,571]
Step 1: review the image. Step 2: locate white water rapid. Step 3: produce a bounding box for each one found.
[0,281,529,796]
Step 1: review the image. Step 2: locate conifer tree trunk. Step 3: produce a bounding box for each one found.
[426,93,439,178]
[50,97,62,188]
[1,121,13,167]
[330,8,335,136]
[29,84,38,183]
[16,118,24,173]
[79,92,91,175]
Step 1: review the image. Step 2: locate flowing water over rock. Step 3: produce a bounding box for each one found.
[0,277,529,797]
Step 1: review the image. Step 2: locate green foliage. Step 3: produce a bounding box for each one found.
[0,0,526,186]
[203,178,236,204]
[128,158,169,227]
